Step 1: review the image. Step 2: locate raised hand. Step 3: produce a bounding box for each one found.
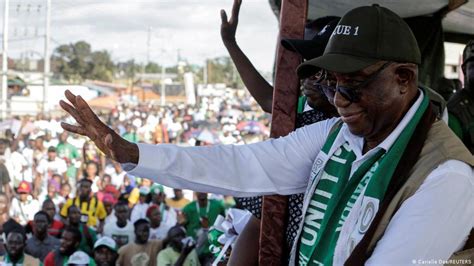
[59,90,139,164]
[220,0,242,44]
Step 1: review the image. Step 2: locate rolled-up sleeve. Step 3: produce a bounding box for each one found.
[126,118,337,197]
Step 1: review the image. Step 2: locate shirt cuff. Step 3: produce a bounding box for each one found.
[121,162,137,172]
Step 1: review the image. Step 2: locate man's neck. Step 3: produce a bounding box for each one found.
[7,253,23,263]
[116,220,127,228]
[36,232,48,241]
[198,199,208,208]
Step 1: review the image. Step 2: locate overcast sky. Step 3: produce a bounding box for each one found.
[4,0,279,72]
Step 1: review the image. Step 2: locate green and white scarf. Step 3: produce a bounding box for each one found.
[298,92,430,266]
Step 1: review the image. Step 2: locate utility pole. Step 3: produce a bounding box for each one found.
[203,59,208,85]
[146,26,151,65]
[1,0,9,120]
[43,0,51,113]
[160,64,166,106]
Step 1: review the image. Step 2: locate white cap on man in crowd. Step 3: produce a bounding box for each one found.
[94,236,117,252]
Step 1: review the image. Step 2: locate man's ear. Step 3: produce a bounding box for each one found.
[394,63,417,94]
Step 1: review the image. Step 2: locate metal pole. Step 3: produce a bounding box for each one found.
[43,0,51,113]
[1,0,9,120]
[160,65,166,106]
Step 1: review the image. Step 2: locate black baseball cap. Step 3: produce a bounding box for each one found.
[297,5,421,76]
[281,18,340,62]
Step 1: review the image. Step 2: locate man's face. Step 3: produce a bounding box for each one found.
[6,233,24,258]
[19,193,28,202]
[197,192,207,201]
[465,61,474,89]
[174,189,183,199]
[94,247,117,266]
[104,202,113,215]
[79,182,92,198]
[59,132,68,143]
[114,205,129,224]
[60,231,78,255]
[47,151,56,161]
[68,206,81,224]
[135,223,150,244]
[42,202,56,220]
[302,70,337,112]
[86,163,98,177]
[168,227,185,251]
[0,143,6,155]
[34,214,49,235]
[147,208,161,227]
[331,62,407,140]
[61,184,71,197]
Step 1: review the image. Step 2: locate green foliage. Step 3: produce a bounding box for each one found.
[51,41,114,83]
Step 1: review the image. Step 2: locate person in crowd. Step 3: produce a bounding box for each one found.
[0,192,10,229]
[146,204,171,240]
[32,136,45,165]
[66,250,96,266]
[165,188,190,211]
[93,236,118,266]
[153,118,169,144]
[182,192,225,263]
[65,205,97,256]
[116,218,164,266]
[103,200,134,248]
[182,192,225,239]
[41,178,63,206]
[122,124,139,143]
[157,225,200,266]
[0,228,41,265]
[56,131,80,187]
[59,182,72,203]
[41,199,65,238]
[25,211,61,261]
[151,184,178,228]
[9,181,40,226]
[106,161,126,190]
[82,141,105,173]
[4,141,28,189]
[60,5,474,265]
[44,227,92,266]
[0,162,12,198]
[102,194,117,225]
[83,161,101,193]
[448,40,474,153]
[60,178,107,229]
[130,186,151,223]
[35,146,67,198]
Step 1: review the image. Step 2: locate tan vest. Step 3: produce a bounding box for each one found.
[363,120,474,264]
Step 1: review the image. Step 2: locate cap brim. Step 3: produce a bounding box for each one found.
[297,53,379,77]
[281,38,325,61]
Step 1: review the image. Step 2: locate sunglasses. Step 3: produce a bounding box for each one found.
[321,62,392,103]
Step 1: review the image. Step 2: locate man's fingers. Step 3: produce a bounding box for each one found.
[220,9,228,24]
[64,90,78,107]
[76,95,103,126]
[61,122,88,136]
[59,100,86,126]
[230,0,242,23]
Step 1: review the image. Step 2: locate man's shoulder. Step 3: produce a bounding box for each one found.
[118,242,134,254]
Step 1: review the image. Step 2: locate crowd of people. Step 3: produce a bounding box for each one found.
[0,90,270,265]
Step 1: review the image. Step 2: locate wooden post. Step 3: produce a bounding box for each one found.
[259,0,308,264]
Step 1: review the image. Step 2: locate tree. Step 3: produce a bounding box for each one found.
[51,41,115,83]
